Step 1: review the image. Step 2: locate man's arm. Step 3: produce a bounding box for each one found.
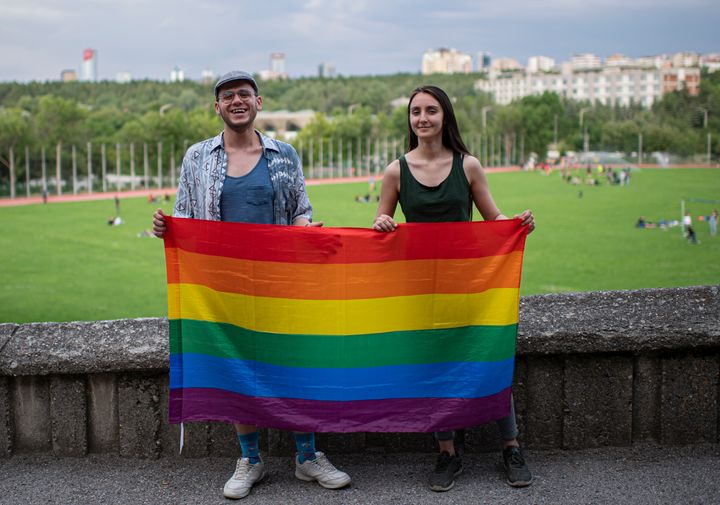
[289,149,315,225]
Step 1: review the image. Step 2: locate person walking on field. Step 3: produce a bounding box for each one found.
[372,85,535,492]
[152,70,351,500]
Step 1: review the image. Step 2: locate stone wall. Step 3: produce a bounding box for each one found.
[1,286,718,458]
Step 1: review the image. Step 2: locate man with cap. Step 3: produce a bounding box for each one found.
[152,71,351,499]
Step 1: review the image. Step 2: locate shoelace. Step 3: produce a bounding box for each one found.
[507,450,525,468]
[312,455,336,473]
[233,460,254,481]
[435,453,452,472]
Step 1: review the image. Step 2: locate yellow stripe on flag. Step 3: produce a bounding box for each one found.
[167,283,519,335]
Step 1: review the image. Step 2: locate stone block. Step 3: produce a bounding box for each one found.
[463,423,501,453]
[315,432,366,454]
[208,422,238,458]
[118,374,161,458]
[564,355,633,448]
[50,375,87,456]
[155,374,210,458]
[660,354,719,445]
[13,376,51,452]
[266,428,295,457]
[0,376,12,457]
[157,374,179,457]
[372,432,436,453]
[87,374,118,453]
[512,357,528,441]
[524,356,564,449]
[632,355,661,442]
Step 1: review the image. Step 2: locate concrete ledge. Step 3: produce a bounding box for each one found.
[0,286,718,457]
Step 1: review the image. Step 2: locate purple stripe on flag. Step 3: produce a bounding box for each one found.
[169,387,512,433]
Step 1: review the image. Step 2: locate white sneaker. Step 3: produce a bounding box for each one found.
[294,451,351,489]
[223,458,268,499]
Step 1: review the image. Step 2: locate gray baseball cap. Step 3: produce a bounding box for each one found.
[214,70,259,98]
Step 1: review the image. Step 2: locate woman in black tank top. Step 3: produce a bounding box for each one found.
[372,85,536,491]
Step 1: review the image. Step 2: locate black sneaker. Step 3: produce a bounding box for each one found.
[429,451,463,492]
[502,446,532,487]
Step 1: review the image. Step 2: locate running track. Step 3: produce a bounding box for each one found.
[0,167,522,207]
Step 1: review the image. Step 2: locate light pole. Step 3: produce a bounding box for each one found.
[698,107,711,164]
[481,106,493,131]
[579,107,591,154]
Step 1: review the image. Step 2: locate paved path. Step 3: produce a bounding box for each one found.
[1,444,718,504]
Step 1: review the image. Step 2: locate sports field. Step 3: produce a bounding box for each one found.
[1,168,718,323]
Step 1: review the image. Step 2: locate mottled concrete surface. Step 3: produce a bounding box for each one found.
[0,444,718,505]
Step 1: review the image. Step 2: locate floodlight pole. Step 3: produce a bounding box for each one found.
[481,106,492,131]
[708,133,712,165]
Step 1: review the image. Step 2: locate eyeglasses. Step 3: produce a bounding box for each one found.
[219,89,256,103]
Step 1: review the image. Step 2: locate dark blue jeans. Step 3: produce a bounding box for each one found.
[434,395,519,442]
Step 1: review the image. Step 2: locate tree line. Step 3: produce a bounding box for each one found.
[0,70,718,172]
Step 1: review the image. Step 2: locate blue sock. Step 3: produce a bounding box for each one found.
[293,432,316,463]
[237,431,261,464]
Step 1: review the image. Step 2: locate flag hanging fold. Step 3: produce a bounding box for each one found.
[164,217,527,433]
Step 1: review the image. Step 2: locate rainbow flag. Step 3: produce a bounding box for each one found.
[164,217,527,433]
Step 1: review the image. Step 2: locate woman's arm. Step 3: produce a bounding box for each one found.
[372,160,401,232]
[465,156,535,232]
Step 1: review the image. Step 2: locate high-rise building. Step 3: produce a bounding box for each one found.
[570,53,602,70]
[701,53,720,73]
[527,56,555,74]
[476,65,700,108]
[318,62,336,78]
[271,53,286,76]
[605,54,634,67]
[421,48,472,75]
[170,66,185,82]
[259,53,289,81]
[477,52,492,72]
[200,69,215,85]
[61,69,77,82]
[490,57,523,72]
[81,48,98,82]
[116,72,132,84]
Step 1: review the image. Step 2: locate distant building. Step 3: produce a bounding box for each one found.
[170,66,185,82]
[701,53,720,73]
[259,53,289,81]
[81,48,98,82]
[527,56,555,74]
[476,52,492,72]
[318,62,336,78]
[476,65,700,108]
[60,69,77,82]
[635,55,669,69]
[490,57,523,73]
[605,54,634,67]
[421,48,472,75]
[570,53,602,70]
[200,69,215,85]
[116,72,132,84]
[671,51,700,68]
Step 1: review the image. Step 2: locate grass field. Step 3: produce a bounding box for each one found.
[1,168,718,323]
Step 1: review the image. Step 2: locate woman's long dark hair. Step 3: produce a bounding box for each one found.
[407,85,470,155]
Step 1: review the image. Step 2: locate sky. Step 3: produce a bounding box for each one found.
[1,0,719,82]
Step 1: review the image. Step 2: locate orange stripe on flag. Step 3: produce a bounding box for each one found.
[165,248,524,300]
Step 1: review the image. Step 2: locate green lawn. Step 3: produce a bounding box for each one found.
[1,168,718,323]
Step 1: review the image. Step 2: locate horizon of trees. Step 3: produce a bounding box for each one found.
[0,70,718,180]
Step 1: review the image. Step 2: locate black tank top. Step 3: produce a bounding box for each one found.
[398,152,472,222]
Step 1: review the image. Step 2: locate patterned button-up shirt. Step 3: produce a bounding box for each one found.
[173,130,312,224]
